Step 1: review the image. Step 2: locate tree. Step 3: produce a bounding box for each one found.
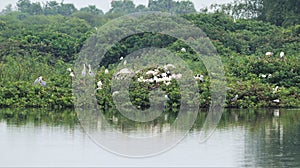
[57,3,77,16]
[212,0,300,26]
[17,0,42,15]
[80,5,104,15]
[108,0,136,14]
[148,0,175,13]
[174,1,196,14]
[148,0,196,14]
[1,4,13,14]
[44,1,60,15]
[136,5,148,12]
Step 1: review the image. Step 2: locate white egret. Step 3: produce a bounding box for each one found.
[268,74,272,78]
[164,81,171,86]
[81,64,86,77]
[104,69,109,74]
[33,76,46,87]
[112,91,119,96]
[231,94,238,102]
[280,51,284,60]
[181,48,186,53]
[33,76,42,85]
[194,74,204,82]
[273,99,280,103]
[88,64,95,77]
[69,72,75,79]
[273,86,279,94]
[166,70,171,77]
[163,64,176,70]
[96,80,102,90]
[265,52,274,56]
[146,70,156,75]
[120,57,124,60]
[260,74,267,78]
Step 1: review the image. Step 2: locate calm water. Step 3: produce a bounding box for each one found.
[0,108,299,167]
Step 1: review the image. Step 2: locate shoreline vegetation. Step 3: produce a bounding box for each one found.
[0,0,299,111]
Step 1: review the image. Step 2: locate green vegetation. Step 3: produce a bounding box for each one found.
[0,0,299,111]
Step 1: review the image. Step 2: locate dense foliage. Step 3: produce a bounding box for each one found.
[211,0,300,27]
[0,0,299,111]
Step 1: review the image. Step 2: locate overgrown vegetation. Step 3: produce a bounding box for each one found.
[0,0,299,111]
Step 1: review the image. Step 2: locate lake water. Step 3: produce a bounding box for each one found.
[0,108,299,167]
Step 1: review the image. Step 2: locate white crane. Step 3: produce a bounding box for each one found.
[81,64,86,77]
[280,51,284,60]
[33,76,47,87]
[105,69,109,74]
[69,72,75,79]
[265,52,274,56]
[231,94,238,102]
[273,86,279,94]
[88,64,95,77]
[96,80,103,90]
[194,74,204,82]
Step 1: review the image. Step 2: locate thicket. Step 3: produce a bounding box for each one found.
[0,0,299,110]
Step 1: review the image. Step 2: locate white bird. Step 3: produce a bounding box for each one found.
[280,51,284,59]
[265,52,274,56]
[181,48,186,53]
[33,76,42,85]
[164,81,171,86]
[194,74,204,82]
[166,70,171,77]
[112,91,119,96]
[69,72,75,79]
[268,74,272,78]
[260,74,267,78]
[273,99,280,103]
[138,76,144,82]
[120,57,124,61]
[67,68,72,72]
[164,64,176,70]
[81,64,86,77]
[231,94,238,102]
[172,73,182,79]
[146,70,156,75]
[88,64,95,77]
[96,80,102,90]
[104,69,109,74]
[273,86,279,94]
[33,76,47,87]
[165,95,169,99]
[40,79,47,87]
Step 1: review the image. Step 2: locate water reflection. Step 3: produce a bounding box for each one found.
[0,108,299,167]
[0,108,78,127]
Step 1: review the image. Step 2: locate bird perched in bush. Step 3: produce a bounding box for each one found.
[265,52,274,56]
[280,51,284,60]
[231,94,238,102]
[33,76,47,87]
[88,64,95,77]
